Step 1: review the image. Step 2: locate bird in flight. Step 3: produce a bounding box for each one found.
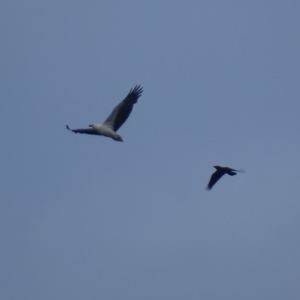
[206,166,244,190]
[66,85,143,142]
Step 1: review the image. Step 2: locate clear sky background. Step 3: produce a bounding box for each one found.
[1,1,300,299]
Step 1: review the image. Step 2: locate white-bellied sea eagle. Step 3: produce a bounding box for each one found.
[66,85,143,142]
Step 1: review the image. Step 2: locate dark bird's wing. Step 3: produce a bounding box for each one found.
[207,170,225,190]
[66,125,101,136]
[103,85,143,132]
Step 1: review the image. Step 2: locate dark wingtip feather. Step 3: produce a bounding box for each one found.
[129,85,143,100]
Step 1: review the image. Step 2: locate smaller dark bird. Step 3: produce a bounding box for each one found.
[206,166,244,190]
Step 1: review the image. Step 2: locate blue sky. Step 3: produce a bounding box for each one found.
[1,1,300,299]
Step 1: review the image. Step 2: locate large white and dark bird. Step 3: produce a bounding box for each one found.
[66,85,143,142]
[206,166,244,190]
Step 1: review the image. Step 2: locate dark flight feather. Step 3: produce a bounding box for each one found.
[66,125,100,136]
[104,85,143,132]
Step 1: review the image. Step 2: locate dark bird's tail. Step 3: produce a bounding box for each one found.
[66,125,71,130]
[229,168,245,176]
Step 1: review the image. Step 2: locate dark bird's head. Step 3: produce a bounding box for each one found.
[214,165,222,170]
[89,124,94,128]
